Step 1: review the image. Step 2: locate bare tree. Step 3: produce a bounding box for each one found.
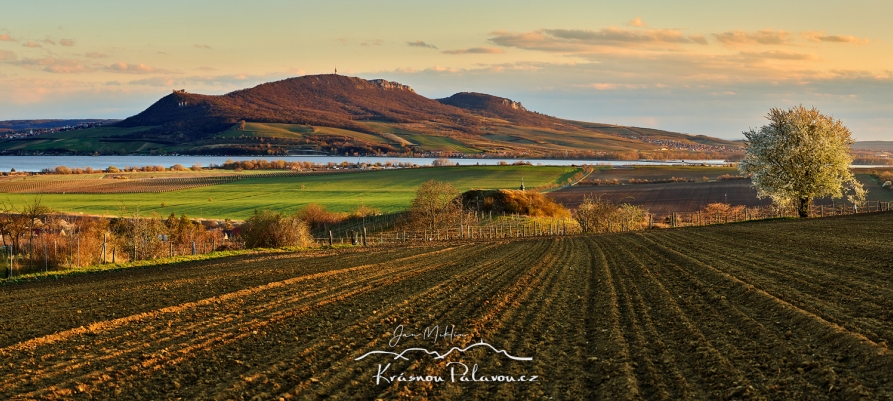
[409,180,461,230]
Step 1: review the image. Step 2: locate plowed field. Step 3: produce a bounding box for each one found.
[2,213,892,400]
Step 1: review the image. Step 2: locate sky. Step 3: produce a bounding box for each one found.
[2,0,892,141]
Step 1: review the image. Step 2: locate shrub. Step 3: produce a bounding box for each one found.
[240,210,313,248]
[702,203,745,219]
[296,203,346,230]
[463,189,570,218]
[575,195,647,233]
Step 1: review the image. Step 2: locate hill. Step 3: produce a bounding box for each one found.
[0,74,742,157]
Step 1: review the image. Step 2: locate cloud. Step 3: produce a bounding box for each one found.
[60,38,75,46]
[8,57,93,73]
[128,71,298,88]
[801,31,868,45]
[105,62,175,74]
[0,51,17,63]
[0,34,14,42]
[739,50,818,61]
[85,51,107,58]
[407,40,437,49]
[41,38,57,46]
[713,30,792,46]
[22,41,42,48]
[581,83,649,90]
[443,47,505,55]
[194,44,212,49]
[490,28,708,53]
[626,16,647,28]
[361,39,383,46]
[0,50,16,61]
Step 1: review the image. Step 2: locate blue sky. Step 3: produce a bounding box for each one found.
[1,0,891,140]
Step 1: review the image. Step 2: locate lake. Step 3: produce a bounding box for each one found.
[0,155,733,172]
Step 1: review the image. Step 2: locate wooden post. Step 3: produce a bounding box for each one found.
[43,241,48,273]
[328,231,334,246]
[170,241,174,258]
[192,241,196,255]
[362,227,367,247]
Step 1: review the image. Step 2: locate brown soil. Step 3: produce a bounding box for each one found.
[1,213,893,399]
[549,180,772,215]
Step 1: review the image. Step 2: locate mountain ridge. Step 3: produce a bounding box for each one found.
[0,74,745,157]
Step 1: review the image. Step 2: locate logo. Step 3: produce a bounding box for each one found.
[354,324,540,385]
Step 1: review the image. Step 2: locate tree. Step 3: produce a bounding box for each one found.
[409,180,461,230]
[739,106,865,218]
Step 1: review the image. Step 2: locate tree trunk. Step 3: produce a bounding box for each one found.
[798,197,811,218]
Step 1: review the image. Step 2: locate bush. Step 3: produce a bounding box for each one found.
[240,210,313,248]
[462,189,570,218]
[575,195,647,233]
[879,171,893,189]
[296,203,346,230]
[702,203,745,219]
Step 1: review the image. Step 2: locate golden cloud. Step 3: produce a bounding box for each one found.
[490,27,708,53]
[408,40,438,49]
[713,30,792,46]
[801,31,869,44]
[0,50,17,61]
[9,58,93,73]
[442,47,505,55]
[626,16,647,28]
[105,62,175,74]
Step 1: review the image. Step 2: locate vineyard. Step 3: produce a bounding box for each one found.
[1,212,892,399]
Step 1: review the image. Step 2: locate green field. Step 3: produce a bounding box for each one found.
[0,166,578,220]
[393,133,481,153]
[0,126,164,154]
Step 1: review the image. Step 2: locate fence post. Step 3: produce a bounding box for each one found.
[362,227,367,247]
[192,241,196,255]
[328,231,334,246]
[44,241,48,273]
